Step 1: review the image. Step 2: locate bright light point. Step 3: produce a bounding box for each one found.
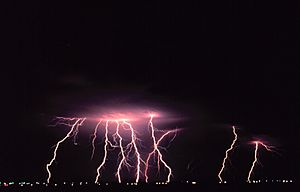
[148,112,160,118]
[149,113,155,117]
[192,181,197,184]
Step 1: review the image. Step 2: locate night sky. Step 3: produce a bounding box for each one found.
[3,0,298,184]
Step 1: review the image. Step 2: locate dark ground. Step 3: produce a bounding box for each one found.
[0,183,297,192]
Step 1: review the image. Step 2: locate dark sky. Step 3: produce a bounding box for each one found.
[3,0,298,183]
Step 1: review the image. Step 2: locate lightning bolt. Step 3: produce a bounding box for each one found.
[48,114,178,184]
[95,120,110,183]
[90,120,102,160]
[247,141,274,183]
[115,120,130,183]
[144,115,177,183]
[122,120,142,183]
[95,119,143,183]
[46,117,86,183]
[218,126,238,183]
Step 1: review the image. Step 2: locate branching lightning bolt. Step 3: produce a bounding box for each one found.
[144,115,177,183]
[218,126,238,183]
[114,120,132,183]
[247,141,274,183]
[46,117,86,183]
[95,119,143,184]
[115,121,126,183]
[47,114,178,184]
[123,120,142,183]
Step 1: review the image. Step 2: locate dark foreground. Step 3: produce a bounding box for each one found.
[0,183,296,192]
